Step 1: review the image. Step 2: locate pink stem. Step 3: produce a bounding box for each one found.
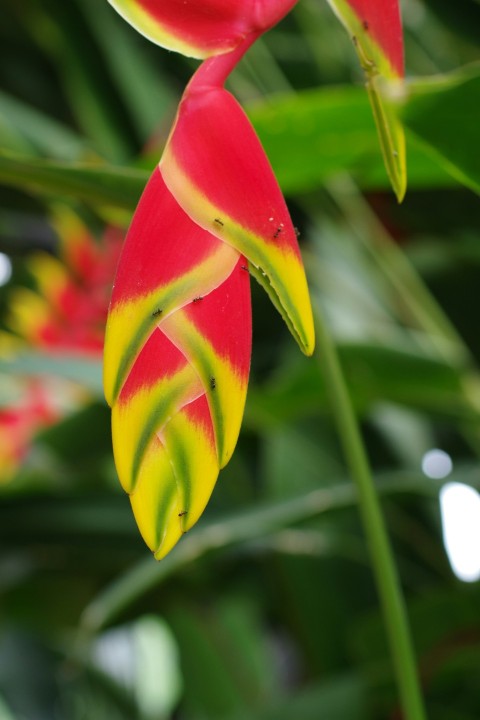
[188,32,260,91]
[187,0,300,92]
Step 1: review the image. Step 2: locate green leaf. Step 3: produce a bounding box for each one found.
[0,152,147,211]
[0,694,17,720]
[23,0,135,162]
[79,0,176,140]
[167,598,273,718]
[0,495,137,541]
[0,90,89,160]
[396,64,480,195]
[246,343,474,430]
[243,674,367,720]
[81,466,480,632]
[0,84,464,213]
[247,86,454,195]
[0,351,103,394]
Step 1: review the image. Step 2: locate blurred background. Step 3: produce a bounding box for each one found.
[0,0,480,718]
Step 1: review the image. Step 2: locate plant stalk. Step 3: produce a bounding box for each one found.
[314,304,427,720]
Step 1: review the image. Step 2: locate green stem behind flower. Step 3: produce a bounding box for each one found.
[313,303,427,720]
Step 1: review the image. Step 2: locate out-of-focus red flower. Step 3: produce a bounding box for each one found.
[8,213,123,356]
[1,213,123,482]
[0,380,60,482]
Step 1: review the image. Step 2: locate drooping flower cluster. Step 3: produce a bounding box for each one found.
[104,0,404,558]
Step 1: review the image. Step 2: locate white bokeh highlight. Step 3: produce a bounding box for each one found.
[0,253,12,287]
[440,482,480,583]
[422,448,453,479]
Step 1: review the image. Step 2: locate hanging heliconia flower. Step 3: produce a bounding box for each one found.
[104,0,404,559]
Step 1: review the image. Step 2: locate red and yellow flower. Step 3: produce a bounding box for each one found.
[104,0,405,558]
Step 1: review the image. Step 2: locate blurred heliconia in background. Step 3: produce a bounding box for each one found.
[0,380,59,483]
[104,0,404,558]
[1,213,123,483]
[8,211,122,356]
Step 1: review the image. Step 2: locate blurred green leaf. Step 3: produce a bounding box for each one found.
[248,86,456,195]
[168,596,273,718]
[79,0,176,140]
[81,466,480,633]
[0,495,137,542]
[247,343,473,430]
[0,153,146,210]
[0,90,89,160]
[397,64,480,194]
[0,351,103,394]
[260,424,343,499]
[0,631,58,720]
[0,694,17,720]
[23,0,136,161]
[0,85,464,213]
[133,616,182,719]
[422,0,480,48]
[242,674,367,720]
[38,402,111,465]
[351,585,480,715]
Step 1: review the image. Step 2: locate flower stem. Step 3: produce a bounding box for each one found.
[314,304,427,720]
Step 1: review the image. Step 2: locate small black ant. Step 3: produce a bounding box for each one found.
[214,218,224,227]
[210,377,216,390]
[152,308,163,317]
[178,510,188,517]
[192,296,203,303]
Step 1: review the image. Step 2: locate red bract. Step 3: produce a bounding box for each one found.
[160,50,314,355]
[108,0,298,57]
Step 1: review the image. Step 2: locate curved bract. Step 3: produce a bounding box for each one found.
[107,0,253,58]
[161,80,314,356]
[107,0,300,58]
